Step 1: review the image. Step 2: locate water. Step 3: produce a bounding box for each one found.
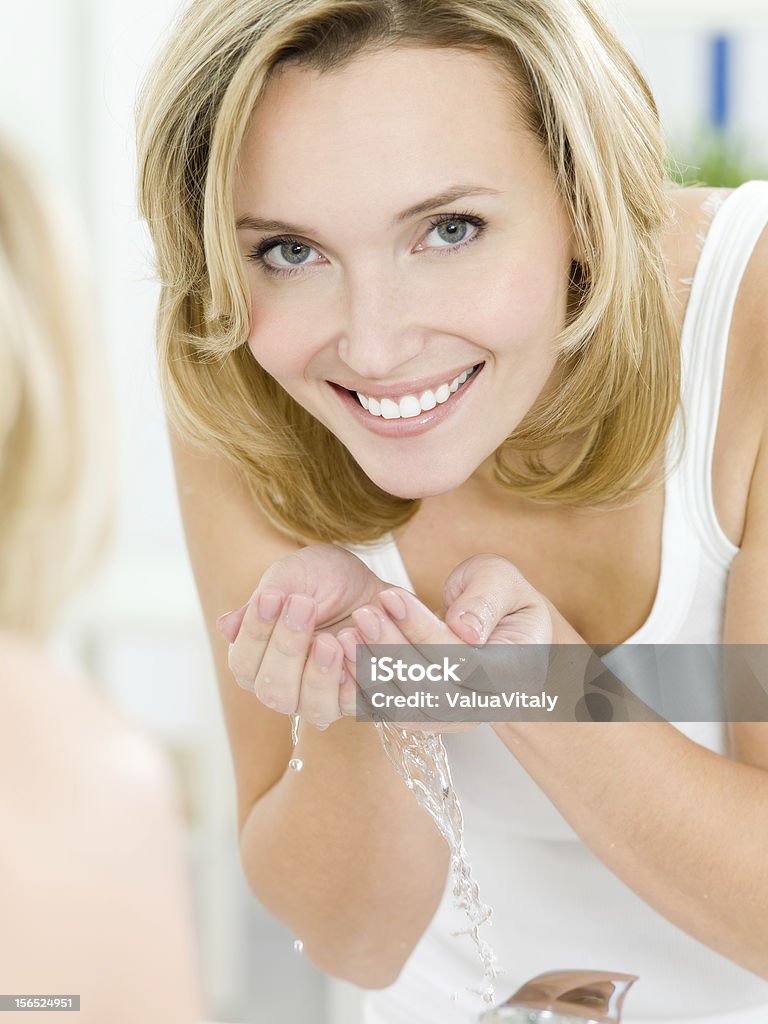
[289,716,305,956]
[288,713,303,772]
[375,723,501,1007]
[285,712,499,1005]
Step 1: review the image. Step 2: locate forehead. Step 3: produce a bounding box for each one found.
[236,46,534,210]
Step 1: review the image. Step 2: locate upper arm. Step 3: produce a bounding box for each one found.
[723,244,768,770]
[169,429,303,830]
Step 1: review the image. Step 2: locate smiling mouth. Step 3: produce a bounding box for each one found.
[341,363,484,420]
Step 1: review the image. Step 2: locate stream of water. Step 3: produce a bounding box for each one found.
[375,722,502,1008]
[286,711,501,1009]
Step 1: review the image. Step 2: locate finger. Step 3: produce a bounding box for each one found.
[227,587,286,691]
[375,589,457,647]
[381,590,497,718]
[337,629,361,717]
[352,599,438,692]
[351,603,417,709]
[216,604,248,643]
[298,633,345,730]
[355,596,470,726]
[252,593,317,713]
[441,554,545,644]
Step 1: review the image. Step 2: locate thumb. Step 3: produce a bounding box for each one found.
[442,553,549,645]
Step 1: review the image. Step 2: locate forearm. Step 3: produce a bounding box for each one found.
[494,708,768,976]
[239,715,450,987]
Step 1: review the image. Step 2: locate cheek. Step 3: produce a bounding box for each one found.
[473,260,570,353]
[245,293,315,379]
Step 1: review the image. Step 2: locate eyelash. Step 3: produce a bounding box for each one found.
[246,209,487,279]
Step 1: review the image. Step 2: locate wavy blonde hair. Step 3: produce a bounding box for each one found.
[137,0,681,545]
[0,140,115,636]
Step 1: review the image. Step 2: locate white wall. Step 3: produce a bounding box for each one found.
[610,0,768,26]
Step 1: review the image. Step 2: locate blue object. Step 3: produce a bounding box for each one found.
[710,34,731,130]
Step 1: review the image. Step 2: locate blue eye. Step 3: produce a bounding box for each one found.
[425,213,484,248]
[248,210,487,278]
[256,240,320,272]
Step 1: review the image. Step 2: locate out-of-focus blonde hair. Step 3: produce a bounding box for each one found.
[0,140,115,636]
[137,0,681,545]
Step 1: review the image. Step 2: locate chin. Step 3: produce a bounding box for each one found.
[365,465,469,501]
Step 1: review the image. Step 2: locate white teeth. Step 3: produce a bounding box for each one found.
[355,366,477,419]
[398,395,423,419]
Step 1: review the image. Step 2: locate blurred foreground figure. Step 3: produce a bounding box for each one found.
[0,140,204,1023]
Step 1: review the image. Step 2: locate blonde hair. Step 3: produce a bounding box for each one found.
[137,0,681,544]
[0,140,115,636]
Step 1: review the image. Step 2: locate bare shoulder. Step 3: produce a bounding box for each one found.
[0,631,174,809]
[661,185,735,327]
[663,183,768,470]
[0,633,202,1021]
[0,630,97,727]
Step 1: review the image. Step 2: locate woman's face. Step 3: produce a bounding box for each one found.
[235,45,577,499]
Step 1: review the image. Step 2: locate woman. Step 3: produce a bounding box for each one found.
[136,1,768,1021]
[0,139,203,1023]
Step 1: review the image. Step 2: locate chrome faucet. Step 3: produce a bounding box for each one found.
[478,969,638,1023]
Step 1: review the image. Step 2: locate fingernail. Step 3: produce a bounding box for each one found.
[352,607,382,642]
[216,610,238,634]
[257,590,284,623]
[312,635,337,670]
[337,631,359,663]
[284,593,315,630]
[458,610,484,643]
[380,590,407,620]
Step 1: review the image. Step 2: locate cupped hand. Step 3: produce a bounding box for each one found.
[216,543,387,728]
[344,553,553,734]
[217,548,552,735]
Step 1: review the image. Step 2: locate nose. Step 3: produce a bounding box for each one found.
[336,264,425,380]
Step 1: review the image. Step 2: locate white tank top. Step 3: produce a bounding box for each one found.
[341,182,768,1024]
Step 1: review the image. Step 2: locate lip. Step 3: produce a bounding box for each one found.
[329,362,481,401]
[328,363,484,438]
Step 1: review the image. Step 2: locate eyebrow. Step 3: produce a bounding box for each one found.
[235,184,503,235]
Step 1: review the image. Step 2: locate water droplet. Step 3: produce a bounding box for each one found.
[293,938,304,953]
[288,757,304,772]
[482,987,495,1005]
[290,712,301,746]
[405,778,414,789]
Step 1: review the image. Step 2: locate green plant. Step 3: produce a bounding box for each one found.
[667,127,768,188]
